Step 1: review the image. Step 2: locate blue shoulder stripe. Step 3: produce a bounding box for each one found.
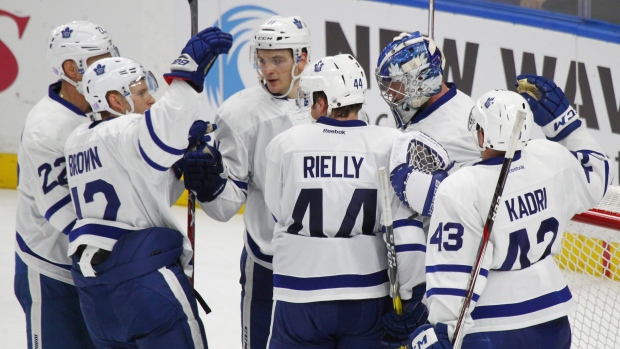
[44,194,72,221]
[274,269,389,291]
[144,111,185,156]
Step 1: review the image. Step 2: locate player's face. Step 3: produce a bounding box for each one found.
[385,80,407,103]
[257,49,295,95]
[129,79,156,114]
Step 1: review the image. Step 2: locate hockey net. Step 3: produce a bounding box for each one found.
[556,185,620,349]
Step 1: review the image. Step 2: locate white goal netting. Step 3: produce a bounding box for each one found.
[557,185,620,349]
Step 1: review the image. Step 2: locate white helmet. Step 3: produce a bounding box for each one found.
[297,54,366,117]
[468,90,533,152]
[252,15,311,98]
[376,31,445,129]
[83,57,158,118]
[47,21,119,93]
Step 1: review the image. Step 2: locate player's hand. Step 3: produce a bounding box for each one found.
[164,27,233,92]
[382,284,429,346]
[516,74,581,141]
[184,141,226,202]
[187,121,217,152]
[409,323,452,349]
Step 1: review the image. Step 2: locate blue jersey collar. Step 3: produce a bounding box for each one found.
[409,82,458,125]
[317,116,367,127]
[473,150,522,166]
[49,81,87,117]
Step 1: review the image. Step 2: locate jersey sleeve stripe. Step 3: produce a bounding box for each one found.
[232,179,248,191]
[471,286,571,320]
[273,269,389,291]
[139,142,169,171]
[427,287,481,302]
[393,218,424,228]
[68,223,132,243]
[62,219,77,235]
[246,231,273,264]
[44,194,72,221]
[426,264,489,277]
[16,232,72,270]
[145,111,185,156]
[395,244,426,253]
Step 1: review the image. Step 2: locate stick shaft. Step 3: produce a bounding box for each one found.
[451,111,526,349]
[187,0,198,285]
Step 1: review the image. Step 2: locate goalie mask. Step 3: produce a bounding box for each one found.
[468,90,533,152]
[47,21,120,94]
[251,15,311,98]
[376,31,445,129]
[83,57,158,118]
[297,54,366,118]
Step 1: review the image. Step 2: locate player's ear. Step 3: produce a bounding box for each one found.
[107,92,126,114]
[296,51,308,74]
[62,60,80,81]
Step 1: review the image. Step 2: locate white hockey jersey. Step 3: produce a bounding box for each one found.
[63,81,193,274]
[16,82,89,284]
[198,86,310,268]
[402,83,480,167]
[426,123,611,338]
[264,117,426,303]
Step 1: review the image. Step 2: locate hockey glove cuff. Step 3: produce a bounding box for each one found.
[409,323,452,349]
[516,74,581,141]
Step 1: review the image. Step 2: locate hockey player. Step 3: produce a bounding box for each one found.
[14,21,119,349]
[263,54,428,348]
[182,15,312,348]
[409,80,611,349]
[63,28,232,348]
[375,31,481,344]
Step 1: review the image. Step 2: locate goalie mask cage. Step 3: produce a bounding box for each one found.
[557,185,620,349]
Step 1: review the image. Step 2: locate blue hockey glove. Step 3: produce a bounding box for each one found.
[516,74,581,141]
[184,141,226,202]
[382,284,429,347]
[164,27,233,92]
[409,323,452,349]
[171,158,184,180]
[187,121,217,151]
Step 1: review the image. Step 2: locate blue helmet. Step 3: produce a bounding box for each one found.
[375,32,445,129]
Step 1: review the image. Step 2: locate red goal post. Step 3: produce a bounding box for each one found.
[557,185,620,349]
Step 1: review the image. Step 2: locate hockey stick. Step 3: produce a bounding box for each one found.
[378,166,407,349]
[428,0,435,40]
[187,0,198,285]
[451,110,527,349]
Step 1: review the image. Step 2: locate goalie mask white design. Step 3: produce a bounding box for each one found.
[376,31,445,129]
[251,15,311,98]
[47,21,120,93]
[83,57,158,118]
[468,90,533,152]
[297,54,366,117]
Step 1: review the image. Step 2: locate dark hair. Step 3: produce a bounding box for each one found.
[312,91,362,118]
